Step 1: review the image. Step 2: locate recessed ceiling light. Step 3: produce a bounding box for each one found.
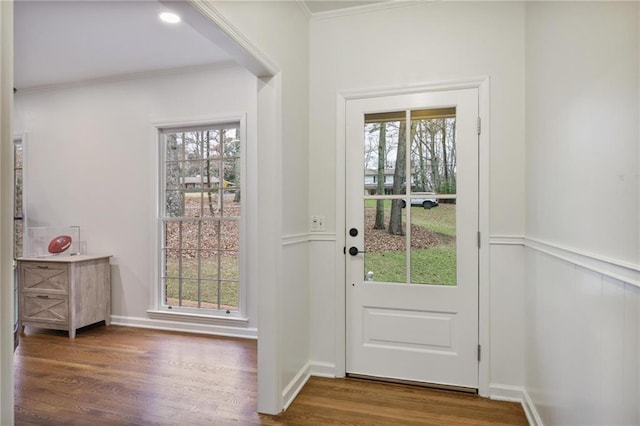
[159,12,180,24]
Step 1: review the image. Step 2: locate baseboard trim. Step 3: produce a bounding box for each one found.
[489,384,542,426]
[522,388,544,426]
[309,361,337,378]
[489,383,525,402]
[110,315,257,339]
[282,363,311,411]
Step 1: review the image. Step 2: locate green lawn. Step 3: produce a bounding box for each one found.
[365,245,456,285]
[164,256,239,309]
[410,204,456,237]
[364,199,456,285]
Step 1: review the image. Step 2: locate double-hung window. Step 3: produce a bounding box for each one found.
[159,123,241,315]
[13,137,23,258]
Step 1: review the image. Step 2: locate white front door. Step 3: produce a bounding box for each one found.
[346,88,479,389]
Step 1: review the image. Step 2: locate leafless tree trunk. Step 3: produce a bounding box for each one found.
[374,123,387,229]
[414,121,427,192]
[388,121,407,235]
[441,119,448,185]
[205,130,217,216]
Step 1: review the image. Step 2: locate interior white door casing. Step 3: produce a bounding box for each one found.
[346,88,479,388]
[0,1,15,422]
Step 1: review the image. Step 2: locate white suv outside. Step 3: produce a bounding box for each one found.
[399,193,439,209]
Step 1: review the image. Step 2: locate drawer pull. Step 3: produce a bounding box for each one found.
[36,265,50,269]
[36,295,50,299]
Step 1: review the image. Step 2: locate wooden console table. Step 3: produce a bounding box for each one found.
[18,255,111,338]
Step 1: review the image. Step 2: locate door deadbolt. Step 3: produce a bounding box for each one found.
[349,228,358,237]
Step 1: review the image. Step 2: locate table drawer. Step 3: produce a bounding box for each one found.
[22,294,68,325]
[21,263,68,294]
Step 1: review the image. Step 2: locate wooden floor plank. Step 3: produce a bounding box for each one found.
[14,325,527,425]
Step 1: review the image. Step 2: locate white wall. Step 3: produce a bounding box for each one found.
[205,0,311,412]
[526,2,639,263]
[13,63,259,328]
[525,2,640,424]
[308,1,526,396]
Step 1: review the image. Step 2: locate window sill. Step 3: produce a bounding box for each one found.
[147,309,250,328]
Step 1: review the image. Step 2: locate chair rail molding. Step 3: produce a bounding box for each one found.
[525,237,640,288]
[490,234,639,287]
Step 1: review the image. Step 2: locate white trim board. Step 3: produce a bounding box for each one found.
[282,363,311,411]
[489,385,543,426]
[490,235,640,288]
[309,361,337,378]
[282,233,309,247]
[522,389,544,426]
[164,1,278,78]
[309,0,431,21]
[525,237,640,288]
[282,232,337,246]
[111,315,257,339]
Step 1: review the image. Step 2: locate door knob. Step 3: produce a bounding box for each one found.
[348,246,365,256]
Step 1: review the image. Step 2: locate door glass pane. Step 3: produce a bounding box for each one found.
[410,202,457,285]
[362,114,407,284]
[409,109,457,285]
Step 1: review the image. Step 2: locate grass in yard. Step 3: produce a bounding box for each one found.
[365,244,456,285]
[363,199,456,284]
[411,204,455,237]
[164,256,239,309]
[411,244,456,285]
[364,199,456,237]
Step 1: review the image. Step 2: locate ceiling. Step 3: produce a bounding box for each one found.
[14,0,388,90]
[14,1,233,89]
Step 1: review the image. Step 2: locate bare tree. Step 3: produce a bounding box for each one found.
[166,133,184,217]
[441,118,449,185]
[204,130,218,216]
[388,121,407,235]
[412,121,428,192]
[374,122,387,229]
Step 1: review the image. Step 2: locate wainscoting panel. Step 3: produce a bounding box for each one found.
[525,247,639,426]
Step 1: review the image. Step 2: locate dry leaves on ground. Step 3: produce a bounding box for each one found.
[364,208,450,253]
[165,197,240,256]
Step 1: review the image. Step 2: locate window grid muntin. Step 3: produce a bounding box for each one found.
[160,125,240,313]
[362,109,457,285]
[13,138,23,259]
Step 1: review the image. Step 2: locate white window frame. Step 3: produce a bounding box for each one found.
[12,134,27,341]
[12,135,25,260]
[149,116,247,321]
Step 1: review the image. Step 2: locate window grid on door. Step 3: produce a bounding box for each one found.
[362,109,457,285]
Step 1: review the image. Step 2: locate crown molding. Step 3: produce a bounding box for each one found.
[309,0,431,20]
[296,0,312,18]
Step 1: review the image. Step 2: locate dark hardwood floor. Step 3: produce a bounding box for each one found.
[14,325,527,425]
